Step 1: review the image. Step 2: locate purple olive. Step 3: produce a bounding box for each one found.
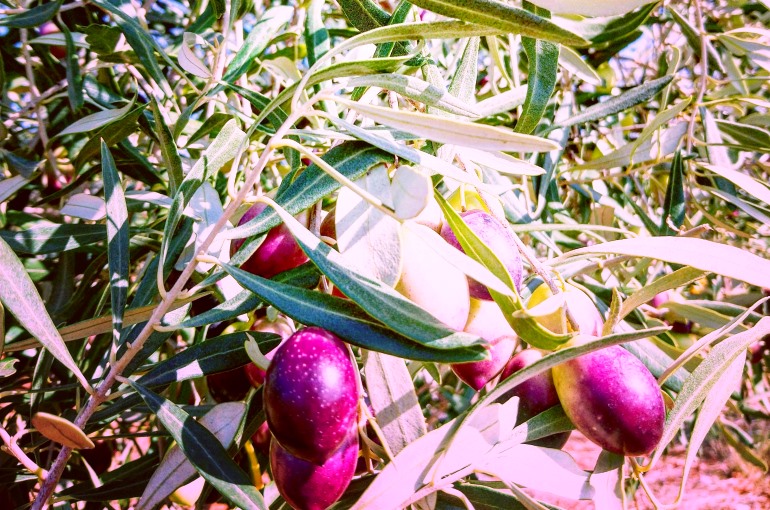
[553,344,665,456]
[451,299,518,390]
[499,349,570,449]
[231,203,309,279]
[439,209,523,300]
[270,430,358,510]
[264,327,360,463]
[452,336,516,391]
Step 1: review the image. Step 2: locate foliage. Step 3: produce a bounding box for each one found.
[1,0,770,508]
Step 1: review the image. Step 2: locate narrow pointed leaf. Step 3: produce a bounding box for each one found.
[553,75,673,129]
[126,381,267,510]
[151,101,183,195]
[138,403,247,510]
[553,237,770,289]
[651,317,770,466]
[408,0,588,46]
[101,142,129,342]
[0,238,90,390]
[0,0,61,28]
[222,264,486,363]
[338,99,559,153]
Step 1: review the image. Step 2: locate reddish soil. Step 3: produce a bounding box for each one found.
[526,432,770,509]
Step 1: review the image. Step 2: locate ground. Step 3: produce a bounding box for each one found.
[527,432,770,509]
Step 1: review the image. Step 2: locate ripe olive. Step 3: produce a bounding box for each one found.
[264,327,359,463]
[499,349,570,449]
[439,209,523,300]
[231,203,308,279]
[270,430,358,510]
[552,344,665,456]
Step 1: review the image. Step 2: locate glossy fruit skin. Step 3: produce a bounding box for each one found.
[499,349,570,449]
[451,299,517,390]
[264,327,359,464]
[231,203,308,279]
[553,345,665,456]
[439,209,523,300]
[395,223,470,331]
[270,431,358,510]
[528,284,603,336]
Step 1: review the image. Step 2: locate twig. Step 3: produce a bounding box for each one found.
[685,1,709,154]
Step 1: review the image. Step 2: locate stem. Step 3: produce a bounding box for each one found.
[685,0,708,154]
[32,104,304,510]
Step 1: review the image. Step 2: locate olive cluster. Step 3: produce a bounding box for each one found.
[226,197,668,509]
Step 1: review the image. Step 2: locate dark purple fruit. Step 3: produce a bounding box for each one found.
[499,349,570,449]
[439,209,523,300]
[270,430,358,510]
[206,367,252,402]
[452,336,516,391]
[231,203,308,279]
[553,344,665,456]
[264,327,359,463]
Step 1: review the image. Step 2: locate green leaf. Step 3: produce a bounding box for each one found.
[516,35,559,134]
[160,119,246,269]
[448,483,529,510]
[528,0,656,17]
[74,105,146,169]
[588,451,625,510]
[0,0,61,28]
[436,192,572,350]
[0,224,106,255]
[448,37,480,106]
[555,3,657,44]
[61,24,84,111]
[0,358,18,378]
[678,349,745,496]
[554,75,673,129]
[58,102,135,137]
[511,405,574,444]
[218,6,294,88]
[92,332,276,423]
[348,74,479,117]
[715,119,770,151]
[222,264,487,363]
[305,0,330,66]
[480,444,592,500]
[660,148,685,235]
[408,0,588,46]
[91,0,173,96]
[572,121,687,169]
[101,142,129,343]
[351,417,491,509]
[651,317,770,467]
[698,162,770,207]
[553,237,770,290]
[225,141,392,242]
[338,99,559,153]
[125,381,267,510]
[260,203,487,353]
[151,101,183,195]
[137,403,247,510]
[0,238,91,391]
[364,352,427,455]
[173,265,320,329]
[629,98,692,163]
[338,0,391,31]
[618,266,709,322]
